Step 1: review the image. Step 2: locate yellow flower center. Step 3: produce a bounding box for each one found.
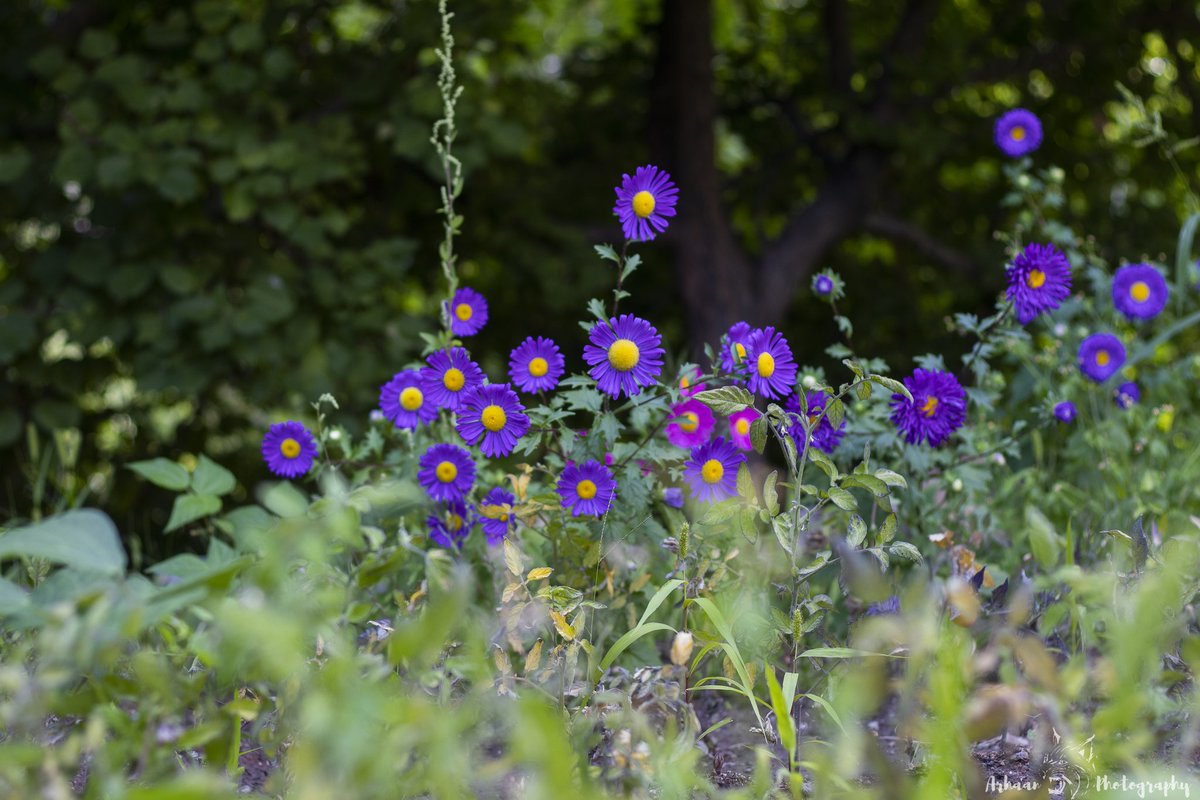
[757,352,776,378]
[576,479,597,500]
[481,404,507,432]
[679,412,700,433]
[920,396,939,418]
[448,514,463,532]
[443,368,465,392]
[435,461,458,483]
[528,357,549,377]
[1096,350,1110,367]
[1027,269,1046,289]
[1011,126,1026,142]
[608,338,640,371]
[1130,281,1151,303]
[679,375,690,390]
[500,513,509,522]
[455,302,473,321]
[701,459,724,484]
[734,342,746,361]
[632,190,656,218]
[400,387,423,411]
[735,418,750,436]
[280,438,301,458]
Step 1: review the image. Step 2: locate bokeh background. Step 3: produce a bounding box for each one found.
[3,0,1199,560]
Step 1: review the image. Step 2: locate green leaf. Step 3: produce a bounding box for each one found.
[825,397,845,430]
[841,474,889,497]
[191,455,237,496]
[1176,212,1200,312]
[887,542,923,564]
[846,515,867,548]
[0,578,30,615]
[699,498,740,526]
[808,448,838,481]
[736,462,754,502]
[826,486,857,512]
[877,513,897,545]
[0,510,126,576]
[127,458,190,491]
[765,666,796,757]
[873,469,908,489]
[869,374,912,402]
[693,386,754,416]
[763,471,780,516]
[165,494,222,533]
[1025,506,1061,569]
[798,647,898,659]
[749,415,768,454]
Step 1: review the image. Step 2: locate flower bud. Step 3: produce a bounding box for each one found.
[670,631,694,666]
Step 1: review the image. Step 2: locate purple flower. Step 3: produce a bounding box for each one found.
[379,369,438,430]
[683,437,746,503]
[420,347,485,411]
[418,443,476,503]
[428,501,473,549]
[889,369,968,447]
[613,165,678,242]
[994,108,1042,157]
[557,460,617,517]
[677,365,704,397]
[1053,401,1077,423]
[1112,264,1168,320]
[261,421,318,479]
[1114,381,1140,409]
[666,398,715,449]
[719,321,754,377]
[447,287,488,336]
[662,487,684,509]
[786,391,846,454]
[727,408,758,451]
[477,487,515,545]
[1078,333,1125,382]
[1006,242,1072,325]
[583,314,665,398]
[745,327,798,400]
[508,336,565,394]
[866,596,901,616]
[812,273,835,298]
[456,383,530,458]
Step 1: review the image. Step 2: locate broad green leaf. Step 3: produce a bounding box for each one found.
[736,462,754,502]
[763,471,779,516]
[191,455,236,496]
[826,486,857,512]
[874,469,908,489]
[846,515,867,548]
[870,374,912,402]
[693,386,754,416]
[0,510,126,576]
[1025,506,1061,569]
[765,666,796,757]
[749,415,768,454]
[887,542,923,564]
[127,458,190,491]
[165,494,222,533]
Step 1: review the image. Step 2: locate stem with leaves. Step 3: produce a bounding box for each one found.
[430,0,465,331]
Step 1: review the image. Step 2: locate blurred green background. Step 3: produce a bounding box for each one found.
[3,0,1199,557]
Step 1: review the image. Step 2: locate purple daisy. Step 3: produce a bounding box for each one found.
[1006,242,1072,325]
[455,383,530,458]
[1053,401,1077,423]
[994,109,1043,157]
[1078,333,1125,382]
[665,398,715,449]
[420,347,485,411]
[684,437,745,503]
[261,421,318,479]
[1112,264,1169,320]
[889,369,968,448]
[727,408,759,451]
[1114,381,1140,409]
[786,391,846,454]
[719,321,754,376]
[508,336,565,394]
[428,501,473,549]
[447,287,488,337]
[417,443,476,503]
[662,487,684,509]
[477,487,515,545]
[583,314,665,398]
[613,165,678,242]
[677,365,704,397]
[379,369,439,430]
[557,460,617,518]
[745,327,798,400]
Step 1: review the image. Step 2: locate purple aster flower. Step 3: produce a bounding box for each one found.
[745,327,798,400]
[613,165,678,242]
[889,369,968,447]
[994,108,1042,157]
[583,314,665,398]
[727,408,758,451]
[1114,381,1140,409]
[786,391,846,454]
[508,336,565,394]
[446,287,488,336]
[417,443,476,503]
[866,596,901,616]
[557,460,617,518]
[683,437,745,503]
[456,383,530,458]
[1006,242,1072,325]
[379,369,438,430]
[1053,401,1077,423]
[719,321,753,376]
[662,487,684,509]
[677,365,704,397]
[428,500,473,549]
[420,347,485,411]
[1078,333,1125,382]
[477,487,515,545]
[812,273,835,298]
[1112,264,1169,320]
[261,421,318,479]
[666,398,715,449]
